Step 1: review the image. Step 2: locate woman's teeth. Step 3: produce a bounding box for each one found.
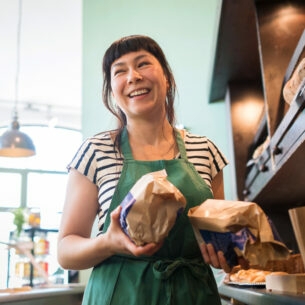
[129,89,148,97]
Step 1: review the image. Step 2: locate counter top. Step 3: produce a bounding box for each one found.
[0,284,85,305]
[219,282,305,305]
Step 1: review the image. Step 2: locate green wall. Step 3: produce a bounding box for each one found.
[82,0,234,199]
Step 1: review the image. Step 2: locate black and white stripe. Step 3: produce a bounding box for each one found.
[68,130,228,232]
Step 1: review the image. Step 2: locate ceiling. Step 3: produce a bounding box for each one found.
[0,0,82,130]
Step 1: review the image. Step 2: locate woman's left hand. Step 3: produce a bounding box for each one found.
[108,205,164,257]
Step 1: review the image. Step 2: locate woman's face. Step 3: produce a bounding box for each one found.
[110,50,168,121]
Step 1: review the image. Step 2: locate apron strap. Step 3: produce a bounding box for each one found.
[112,254,213,294]
[174,128,187,159]
[120,127,133,160]
[152,257,215,303]
[120,127,188,160]
[152,258,212,287]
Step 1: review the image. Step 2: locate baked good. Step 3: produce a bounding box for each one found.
[229,268,272,283]
[0,286,32,293]
[283,57,305,105]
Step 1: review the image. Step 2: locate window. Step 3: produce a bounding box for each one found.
[0,172,22,208]
[0,125,82,216]
[27,172,68,228]
[0,0,82,287]
[0,125,82,288]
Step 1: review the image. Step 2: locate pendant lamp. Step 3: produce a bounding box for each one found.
[0,0,36,157]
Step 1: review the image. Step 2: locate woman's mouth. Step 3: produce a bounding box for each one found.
[128,88,149,98]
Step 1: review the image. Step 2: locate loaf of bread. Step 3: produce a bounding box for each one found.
[283,57,305,105]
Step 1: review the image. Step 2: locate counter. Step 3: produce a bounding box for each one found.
[219,282,305,305]
[0,284,84,305]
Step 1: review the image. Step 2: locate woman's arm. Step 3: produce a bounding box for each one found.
[211,170,225,199]
[57,169,162,270]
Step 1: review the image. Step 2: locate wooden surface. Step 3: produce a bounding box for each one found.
[209,0,261,103]
[0,285,84,305]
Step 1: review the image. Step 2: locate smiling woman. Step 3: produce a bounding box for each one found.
[57,35,228,305]
[110,51,168,122]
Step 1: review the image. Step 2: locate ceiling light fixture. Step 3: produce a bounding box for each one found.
[0,0,36,157]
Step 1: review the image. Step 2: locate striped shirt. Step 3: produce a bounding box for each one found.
[68,130,228,232]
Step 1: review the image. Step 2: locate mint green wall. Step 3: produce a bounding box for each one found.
[82,0,234,199]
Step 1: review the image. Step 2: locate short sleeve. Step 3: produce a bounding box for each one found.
[207,138,229,179]
[67,137,98,184]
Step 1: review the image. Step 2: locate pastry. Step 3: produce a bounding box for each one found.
[229,268,272,283]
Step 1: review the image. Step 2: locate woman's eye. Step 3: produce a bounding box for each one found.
[113,69,125,76]
[138,61,150,68]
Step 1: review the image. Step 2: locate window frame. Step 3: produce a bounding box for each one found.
[0,167,67,213]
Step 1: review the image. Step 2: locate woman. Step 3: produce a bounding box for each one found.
[58,35,230,305]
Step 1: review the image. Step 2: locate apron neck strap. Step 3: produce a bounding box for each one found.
[120,127,133,159]
[120,126,187,160]
[175,128,187,159]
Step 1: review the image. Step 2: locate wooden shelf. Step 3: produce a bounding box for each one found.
[210,0,305,201]
[210,0,305,254]
[209,0,261,103]
[244,86,305,208]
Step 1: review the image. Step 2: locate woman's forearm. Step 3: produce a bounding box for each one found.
[57,234,113,270]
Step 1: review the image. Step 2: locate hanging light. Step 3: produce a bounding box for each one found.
[0,0,36,157]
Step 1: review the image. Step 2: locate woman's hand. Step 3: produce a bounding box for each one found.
[58,170,162,270]
[200,243,249,273]
[105,206,163,257]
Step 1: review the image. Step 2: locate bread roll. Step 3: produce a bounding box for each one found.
[270,271,289,276]
[283,57,305,105]
[229,268,272,283]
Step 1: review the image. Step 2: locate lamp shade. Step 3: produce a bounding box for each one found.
[0,118,36,157]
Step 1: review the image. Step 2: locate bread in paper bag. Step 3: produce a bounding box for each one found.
[188,199,290,267]
[120,169,186,246]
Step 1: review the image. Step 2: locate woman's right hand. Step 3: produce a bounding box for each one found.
[106,206,163,257]
[58,170,162,271]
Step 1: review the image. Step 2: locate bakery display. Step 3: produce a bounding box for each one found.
[229,269,271,283]
[229,268,289,284]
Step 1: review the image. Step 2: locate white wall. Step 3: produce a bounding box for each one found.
[0,0,82,129]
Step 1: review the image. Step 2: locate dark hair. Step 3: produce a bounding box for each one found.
[102,35,177,145]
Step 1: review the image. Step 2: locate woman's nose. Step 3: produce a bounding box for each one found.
[127,69,142,83]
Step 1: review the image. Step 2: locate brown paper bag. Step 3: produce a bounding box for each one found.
[188,199,290,267]
[120,170,186,246]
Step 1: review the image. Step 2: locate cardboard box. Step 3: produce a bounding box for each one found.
[266,273,305,293]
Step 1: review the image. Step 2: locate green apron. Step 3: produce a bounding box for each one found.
[82,128,221,305]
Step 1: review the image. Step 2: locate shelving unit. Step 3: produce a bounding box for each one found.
[210,1,305,303]
[209,0,305,203]
[209,0,305,262]
[7,227,65,287]
[244,28,305,208]
[244,83,305,206]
